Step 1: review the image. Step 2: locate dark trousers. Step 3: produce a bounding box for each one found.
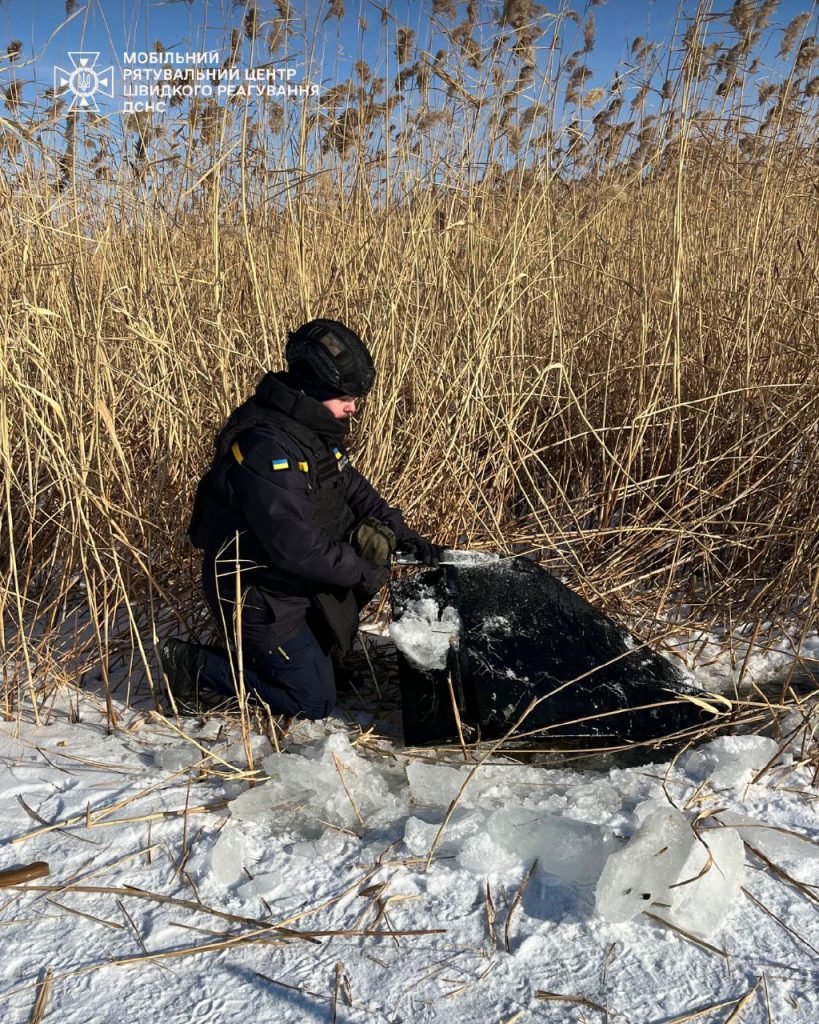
[196,555,337,720]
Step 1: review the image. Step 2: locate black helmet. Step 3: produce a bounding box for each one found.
[286,319,375,399]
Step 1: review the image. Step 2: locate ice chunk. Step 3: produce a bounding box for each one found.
[406,761,469,806]
[288,835,348,860]
[564,780,622,824]
[195,719,224,741]
[257,733,409,830]
[595,806,695,922]
[220,735,270,769]
[488,807,617,884]
[153,744,198,771]
[717,812,819,877]
[403,810,485,858]
[655,828,745,938]
[209,826,246,886]
[457,832,520,874]
[237,872,280,899]
[680,735,780,790]
[229,781,278,822]
[389,599,460,670]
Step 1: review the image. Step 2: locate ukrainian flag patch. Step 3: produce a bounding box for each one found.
[332,447,350,469]
[271,458,290,471]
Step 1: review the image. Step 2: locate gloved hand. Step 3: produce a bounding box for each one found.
[352,517,397,569]
[359,562,390,598]
[398,532,445,566]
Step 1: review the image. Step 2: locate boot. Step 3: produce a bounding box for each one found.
[159,637,203,708]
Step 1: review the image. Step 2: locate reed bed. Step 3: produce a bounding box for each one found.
[0,1,817,742]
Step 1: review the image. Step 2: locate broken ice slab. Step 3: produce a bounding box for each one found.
[405,760,469,806]
[152,744,199,771]
[209,825,247,886]
[654,828,745,939]
[488,807,619,884]
[716,812,819,881]
[252,733,409,830]
[456,831,521,874]
[237,871,280,899]
[403,809,486,857]
[388,598,460,671]
[679,735,780,790]
[594,806,696,923]
[390,556,720,747]
[229,781,278,822]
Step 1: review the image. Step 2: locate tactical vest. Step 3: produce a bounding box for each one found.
[188,396,353,552]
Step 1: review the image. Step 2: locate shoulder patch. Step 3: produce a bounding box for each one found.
[271,458,290,472]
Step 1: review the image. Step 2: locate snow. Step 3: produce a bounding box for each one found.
[0,680,816,1021]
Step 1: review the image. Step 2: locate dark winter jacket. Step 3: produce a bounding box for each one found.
[188,371,412,645]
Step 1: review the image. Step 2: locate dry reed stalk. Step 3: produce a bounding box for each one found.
[27,970,52,1024]
[503,856,537,954]
[331,751,365,827]
[0,862,49,887]
[535,990,606,1013]
[445,669,469,759]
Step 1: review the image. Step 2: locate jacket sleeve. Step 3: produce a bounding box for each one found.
[342,464,415,544]
[227,433,373,589]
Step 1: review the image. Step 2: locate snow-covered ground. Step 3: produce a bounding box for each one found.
[0,636,816,1024]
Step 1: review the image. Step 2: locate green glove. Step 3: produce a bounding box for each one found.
[352,517,397,568]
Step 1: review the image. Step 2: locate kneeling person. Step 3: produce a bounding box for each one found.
[160,319,442,718]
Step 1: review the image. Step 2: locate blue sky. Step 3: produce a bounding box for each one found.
[2,0,815,119]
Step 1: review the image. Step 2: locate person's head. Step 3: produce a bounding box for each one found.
[285,319,375,418]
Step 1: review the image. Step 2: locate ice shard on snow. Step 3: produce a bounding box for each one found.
[594,806,695,922]
[390,557,721,747]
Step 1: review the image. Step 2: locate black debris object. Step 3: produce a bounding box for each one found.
[389,557,719,748]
